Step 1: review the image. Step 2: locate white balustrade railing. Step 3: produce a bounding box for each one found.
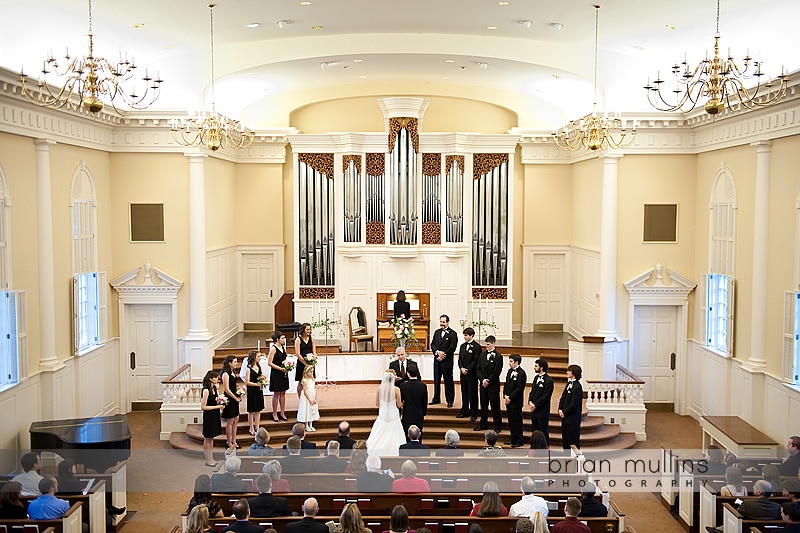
[586,364,645,405]
[161,364,203,406]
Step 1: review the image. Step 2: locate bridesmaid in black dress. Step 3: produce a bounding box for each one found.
[220,355,242,450]
[201,370,224,466]
[294,323,316,398]
[267,331,290,422]
[245,351,265,436]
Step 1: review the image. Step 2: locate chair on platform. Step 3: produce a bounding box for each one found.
[348,307,374,352]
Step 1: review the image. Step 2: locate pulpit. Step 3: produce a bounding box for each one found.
[376,292,430,352]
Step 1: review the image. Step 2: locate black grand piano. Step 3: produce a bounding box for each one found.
[30,415,131,473]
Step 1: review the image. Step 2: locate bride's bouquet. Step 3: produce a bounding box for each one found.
[282,355,298,372]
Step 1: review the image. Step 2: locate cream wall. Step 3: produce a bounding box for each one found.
[205,157,236,251]
[109,152,192,336]
[522,163,572,244]
[570,158,602,251]
[282,147,295,291]
[235,163,285,245]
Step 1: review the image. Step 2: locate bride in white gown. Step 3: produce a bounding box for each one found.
[366,370,407,457]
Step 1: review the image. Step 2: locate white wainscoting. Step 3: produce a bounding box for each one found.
[568,246,600,339]
[75,340,120,417]
[207,246,238,348]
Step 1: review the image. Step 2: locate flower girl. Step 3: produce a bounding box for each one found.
[297,364,320,431]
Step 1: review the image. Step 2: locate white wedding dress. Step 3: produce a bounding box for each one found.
[366,373,406,457]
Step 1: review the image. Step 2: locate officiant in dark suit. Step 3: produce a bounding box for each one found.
[389,346,419,384]
[475,335,503,433]
[430,314,458,406]
[399,365,428,434]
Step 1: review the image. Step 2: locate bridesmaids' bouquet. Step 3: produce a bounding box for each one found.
[303,353,318,365]
[236,386,246,397]
[282,355,298,372]
[256,375,269,388]
[216,396,229,407]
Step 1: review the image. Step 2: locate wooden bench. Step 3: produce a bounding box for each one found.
[0,527,56,533]
[720,502,786,533]
[701,417,779,460]
[0,502,82,533]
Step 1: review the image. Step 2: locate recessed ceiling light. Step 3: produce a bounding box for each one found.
[245,22,260,28]
[552,74,562,79]
[444,59,455,63]
[441,76,449,80]
[276,20,290,29]
[132,23,145,29]
[311,25,323,29]
[358,75,367,79]
[497,1,510,5]
[478,62,489,69]
[548,22,564,30]
[300,1,312,5]
[352,59,364,63]
[665,24,677,30]
[486,26,498,30]
[519,20,533,28]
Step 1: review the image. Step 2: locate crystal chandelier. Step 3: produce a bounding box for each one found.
[172,4,254,152]
[644,0,787,115]
[20,0,162,115]
[552,5,635,152]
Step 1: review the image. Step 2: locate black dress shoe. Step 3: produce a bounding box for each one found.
[456,413,467,418]
[503,440,513,445]
[447,403,453,408]
[108,505,126,516]
[429,400,441,405]
[470,416,477,422]
[494,428,502,433]
[511,443,524,448]
[473,425,488,431]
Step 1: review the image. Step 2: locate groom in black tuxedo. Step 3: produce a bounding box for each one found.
[430,314,458,406]
[399,365,428,435]
[475,335,504,433]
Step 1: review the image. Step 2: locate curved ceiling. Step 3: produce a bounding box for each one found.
[1,0,797,129]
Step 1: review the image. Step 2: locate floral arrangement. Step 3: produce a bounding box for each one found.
[303,353,318,365]
[256,375,269,388]
[216,396,229,407]
[391,316,415,341]
[282,355,298,372]
[236,386,247,397]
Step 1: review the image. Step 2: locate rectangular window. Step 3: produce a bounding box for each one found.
[0,290,26,388]
[794,294,800,383]
[706,273,733,354]
[74,272,99,353]
[785,291,800,384]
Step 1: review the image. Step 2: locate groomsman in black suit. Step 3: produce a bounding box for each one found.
[430,314,458,407]
[558,364,584,450]
[528,357,554,446]
[474,335,504,433]
[389,346,419,384]
[457,327,481,421]
[503,353,527,448]
[399,365,428,434]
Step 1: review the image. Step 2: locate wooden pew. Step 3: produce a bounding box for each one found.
[0,502,82,533]
[720,502,786,533]
[21,479,106,533]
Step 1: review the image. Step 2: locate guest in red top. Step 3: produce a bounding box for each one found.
[551,498,590,533]
[263,460,291,493]
[469,481,508,517]
[391,460,431,493]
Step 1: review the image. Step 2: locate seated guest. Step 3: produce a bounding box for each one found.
[315,441,348,473]
[185,504,213,533]
[392,460,431,493]
[281,436,313,473]
[346,440,368,474]
[222,498,265,533]
[399,426,431,456]
[703,445,727,475]
[739,480,782,520]
[528,431,549,458]
[285,497,330,533]
[781,436,800,476]
[478,430,506,457]
[435,430,464,457]
[781,501,800,533]
[508,476,548,517]
[578,483,607,518]
[762,463,783,492]
[282,423,319,457]
[248,474,291,518]
[189,474,223,518]
[470,481,508,517]
[263,460,291,493]
[336,503,371,533]
[11,451,44,496]
[335,421,358,456]
[551,498,589,533]
[515,518,534,533]
[356,455,393,492]
[783,478,800,503]
[249,428,276,456]
[383,504,415,533]
[56,459,83,494]
[27,477,70,519]
[530,512,549,533]
[719,466,748,497]
[211,456,248,493]
[0,481,27,519]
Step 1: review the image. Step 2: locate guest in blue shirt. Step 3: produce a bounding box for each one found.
[27,477,70,520]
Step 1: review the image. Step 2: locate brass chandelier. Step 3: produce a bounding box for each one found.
[172,4,254,152]
[20,0,162,115]
[644,0,787,115]
[552,5,635,152]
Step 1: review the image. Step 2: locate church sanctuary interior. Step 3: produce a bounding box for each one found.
[2,0,800,532]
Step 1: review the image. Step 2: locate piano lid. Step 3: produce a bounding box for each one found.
[30,415,131,445]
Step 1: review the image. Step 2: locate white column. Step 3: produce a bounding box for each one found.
[597,154,621,339]
[748,141,772,368]
[35,139,58,369]
[186,153,209,338]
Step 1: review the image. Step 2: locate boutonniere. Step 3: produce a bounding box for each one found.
[511,371,518,379]
[467,346,472,353]
[538,383,544,388]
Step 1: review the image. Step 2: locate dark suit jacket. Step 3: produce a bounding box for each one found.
[528,372,554,411]
[476,350,503,386]
[334,435,357,450]
[457,340,481,378]
[211,472,248,493]
[738,496,782,520]
[389,359,420,384]
[558,379,583,425]
[282,439,319,456]
[781,452,800,476]
[221,520,265,533]
[399,378,428,429]
[314,455,348,473]
[285,517,331,533]
[503,366,527,408]
[399,440,431,456]
[578,497,608,517]
[356,471,394,492]
[248,493,292,518]
[279,454,313,474]
[430,327,458,363]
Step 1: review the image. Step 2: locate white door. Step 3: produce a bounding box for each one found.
[532,254,565,325]
[242,254,276,325]
[632,305,678,403]
[128,304,175,403]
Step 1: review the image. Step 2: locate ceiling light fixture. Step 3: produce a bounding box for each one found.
[486,26,497,30]
[311,25,323,30]
[276,20,290,29]
[444,59,455,63]
[548,22,564,30]
[171,4,254,152]
[245,22,260,28]
[645,0,787,115]
[19,0,162,114]
[553,5,636,151]
[320,61,332,70]
[352,59,364,63]
[519,20,533,29]
[300,1,312,5]
[478,62,489,69]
